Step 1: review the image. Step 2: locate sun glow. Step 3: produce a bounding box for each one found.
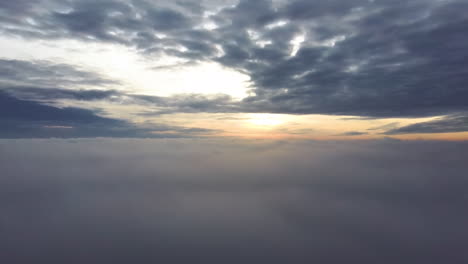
[0,37,251,99]
[248,114,285,126]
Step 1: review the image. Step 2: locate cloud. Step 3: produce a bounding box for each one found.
[385,115,468,135]
[0,59,240,117]
[1,139,468,263]
[0,59,118,88]
[0,59,124,107]
[338,131,368,136]
[3,84,239,116]
[3,87,119,101]
[236,0,468,117]
[134,93,241,115]
[2,0,468,120]
[367,122,401,131]
[0,91,216,138]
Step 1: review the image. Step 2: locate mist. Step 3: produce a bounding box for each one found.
[1,138,467,263]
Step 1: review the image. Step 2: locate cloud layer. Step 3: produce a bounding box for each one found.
[1,139,468,263]
[2,0,468,119]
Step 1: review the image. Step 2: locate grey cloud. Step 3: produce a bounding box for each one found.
[385,115,468,135]
[0,59,118,88]
[140,3,191,31]
[0,91,216,138]
[368,122,401,131]
[283,0,368,20]
[236,0,468,117]
[215,0,278,28]
[3,87,119,101]
[134,93,240,115]
[338,131,368,136]
[1,139,468,263]
[0,0,37,13]
[1,0,202,51]
[1,81,238,116]
[0,58,237,116]
[175,0,204,15]
[50,0,150,45]
[2,77,238,116]
[2,0,468,119]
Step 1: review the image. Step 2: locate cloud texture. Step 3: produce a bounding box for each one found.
[2,0,468,137]
[1,0,468,119]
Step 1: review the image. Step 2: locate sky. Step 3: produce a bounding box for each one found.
[2,0,468,263]
[1,0,468,139]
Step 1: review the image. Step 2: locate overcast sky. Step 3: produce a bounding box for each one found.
[1,0,468,139]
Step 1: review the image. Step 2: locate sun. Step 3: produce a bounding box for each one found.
[248,114,285,126]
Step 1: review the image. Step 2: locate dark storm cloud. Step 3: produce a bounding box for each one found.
[2,0,468,119]
[0,91,215,138]
[1,139,468,263]
[385,115,468,135]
